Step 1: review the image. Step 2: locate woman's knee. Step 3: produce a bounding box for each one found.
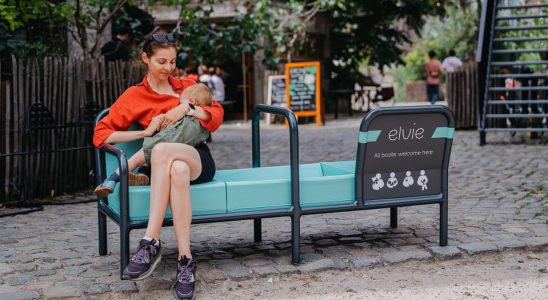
[151,143,170,164]
[170,161,191,184]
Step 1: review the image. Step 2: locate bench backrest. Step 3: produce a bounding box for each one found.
[355,105,454,206]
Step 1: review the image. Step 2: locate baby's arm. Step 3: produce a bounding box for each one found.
[179,88,192,104]
[188,104,211,122]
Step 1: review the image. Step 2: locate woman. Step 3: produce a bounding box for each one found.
[93,32,223,300]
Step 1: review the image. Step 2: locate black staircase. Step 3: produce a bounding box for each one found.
[477,0,548,145]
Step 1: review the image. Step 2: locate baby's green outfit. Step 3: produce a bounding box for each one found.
[143,115,209,165]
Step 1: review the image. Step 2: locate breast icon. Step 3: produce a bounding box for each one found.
[371,173,384,191]
[403,171,414,188]
[386,172,398,189]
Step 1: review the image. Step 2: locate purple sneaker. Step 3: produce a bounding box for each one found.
[173,256,197,300]
[122,238,162,280]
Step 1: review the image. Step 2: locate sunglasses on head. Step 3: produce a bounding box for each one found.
[151,33,177,43]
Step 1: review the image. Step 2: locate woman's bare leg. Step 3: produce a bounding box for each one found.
[144,143,201,241]
[169,161,193,258]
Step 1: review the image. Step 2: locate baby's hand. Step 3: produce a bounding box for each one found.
[187,97,197,105]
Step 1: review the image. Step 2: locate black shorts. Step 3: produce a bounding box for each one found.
[137,142,216,185]
[190,142,216,184]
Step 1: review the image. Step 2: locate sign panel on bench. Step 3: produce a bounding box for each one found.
[359,109,453,200]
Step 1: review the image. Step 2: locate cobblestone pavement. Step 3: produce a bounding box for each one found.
[0,113,547,299]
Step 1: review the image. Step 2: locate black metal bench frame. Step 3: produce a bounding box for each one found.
[95,104,453,278]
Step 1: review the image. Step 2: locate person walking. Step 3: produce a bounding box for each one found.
[198,64,211,85]
[425,50,443,104]
[442,49,463,73]
[93,32,224,300]
[216,65,234,102]
[209,66,225,101]
[101,27,132,62]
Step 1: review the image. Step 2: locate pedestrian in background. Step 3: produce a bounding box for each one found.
[198,65,211,85]
[186,67,199,82]
[425,50,443,104]
[209,66,225,101]
[216,65,234,102]
[442,49,463,73]
[101,27,132,62]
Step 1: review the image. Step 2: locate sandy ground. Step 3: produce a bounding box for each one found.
[188,251,547,300]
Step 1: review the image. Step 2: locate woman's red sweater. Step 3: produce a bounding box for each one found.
[93,75,224,148]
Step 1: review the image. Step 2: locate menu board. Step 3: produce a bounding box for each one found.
[360,112,452,200]
[266,75,286,124]
[267,75,286,107]
[285,61,322,126]
[288,66,316,111]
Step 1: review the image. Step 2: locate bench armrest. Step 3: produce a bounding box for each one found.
[93,106,130,223]
[252,104,301,212]
[100,144,130,223]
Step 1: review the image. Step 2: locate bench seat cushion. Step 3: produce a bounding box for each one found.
[215,162,356,212]
[104,139,356,219]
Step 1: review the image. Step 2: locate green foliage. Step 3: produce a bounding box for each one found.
[389,65,410,103]
[327,0,443,87]
[176,0,263,66]
[0,0,70,31]
[0,0,148,59]
[0,0,71,57]
[1,0,459,79]
[388,0,480,101]
[495,6,547,72]
[0,32,49,57]
[173,0,438,76]
[174,0,343,69]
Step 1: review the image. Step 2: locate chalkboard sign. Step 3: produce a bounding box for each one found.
[357,108,453,201]
[287,66,316,111]
[267,75,286,107]
[266,75,286,124]
[285,61,322,126]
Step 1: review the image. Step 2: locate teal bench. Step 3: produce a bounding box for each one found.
[95,105,454,278]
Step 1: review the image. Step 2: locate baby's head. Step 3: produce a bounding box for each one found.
[182,83,212,106]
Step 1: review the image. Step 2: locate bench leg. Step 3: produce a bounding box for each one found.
[390,207,398,228]
[439,201,448,246]
[254,218,262,242]
[291,215,301,265]
[98,211,107,256]
[120,227,130,279]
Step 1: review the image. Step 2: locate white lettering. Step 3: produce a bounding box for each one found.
[388,123,425,141]
[388,129,398,141]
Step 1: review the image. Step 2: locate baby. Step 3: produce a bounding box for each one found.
[94,83,212,196]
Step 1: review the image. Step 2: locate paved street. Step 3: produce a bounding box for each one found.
[0,111,547,299]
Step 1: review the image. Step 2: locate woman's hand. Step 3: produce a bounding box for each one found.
[144,114,165,137]
[160,105,187,131]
